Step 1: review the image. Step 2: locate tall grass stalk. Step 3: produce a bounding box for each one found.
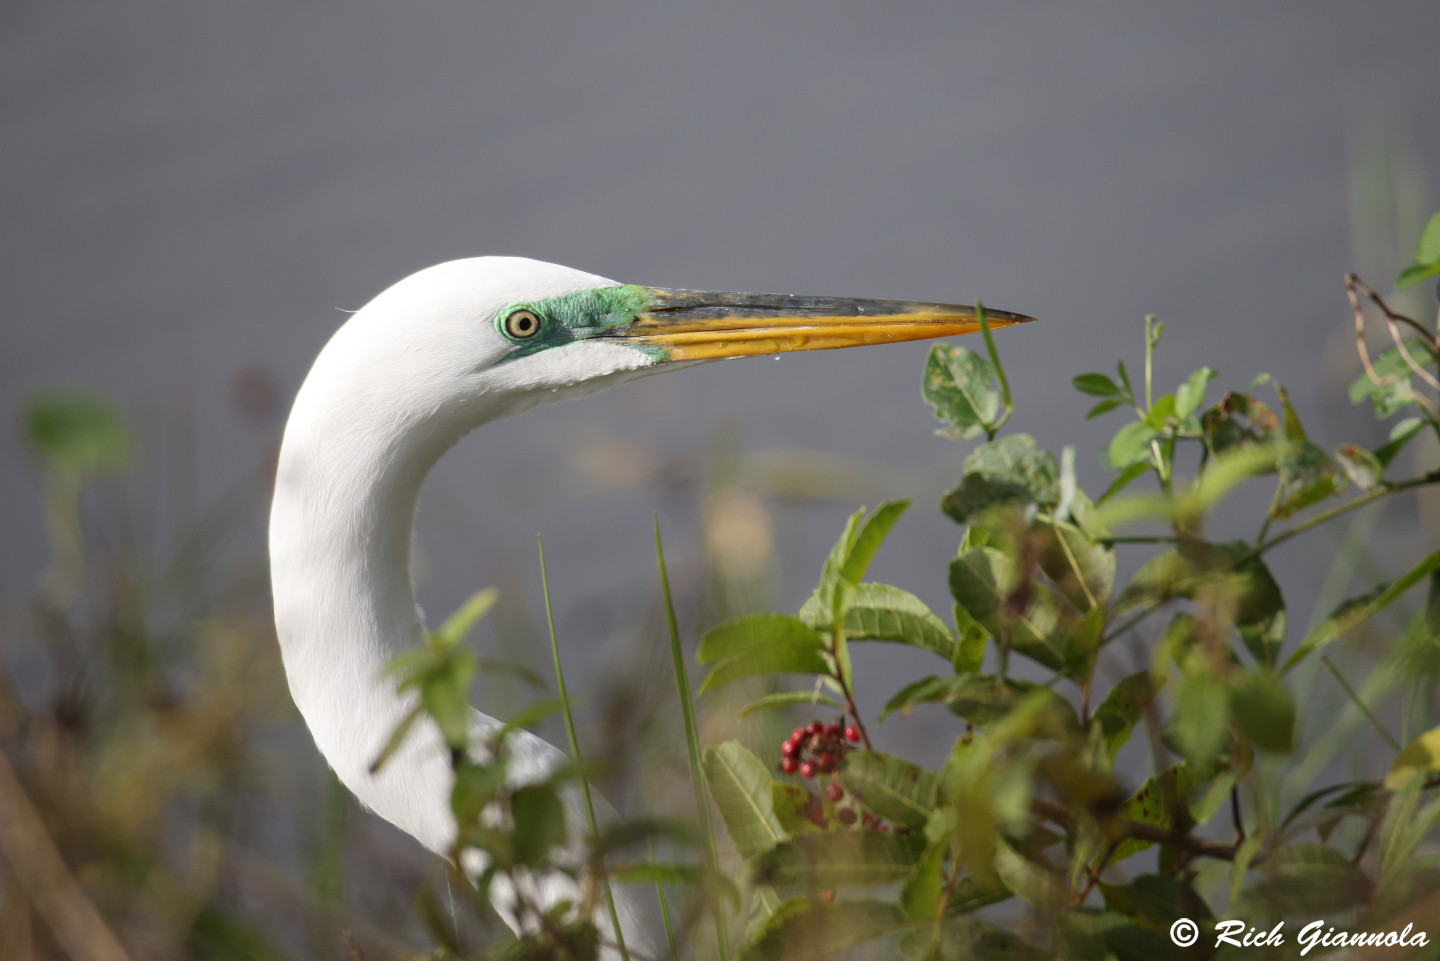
[654,518,731,961]
[538,537,629,961]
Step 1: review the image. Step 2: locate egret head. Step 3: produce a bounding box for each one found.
[315,256,1033,431]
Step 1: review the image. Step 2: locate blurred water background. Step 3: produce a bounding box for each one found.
[2,2,1439,958]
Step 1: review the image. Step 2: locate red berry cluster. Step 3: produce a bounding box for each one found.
[778,719,860,778]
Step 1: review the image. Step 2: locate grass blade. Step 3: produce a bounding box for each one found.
[538,537,629,961]
[650,840,678,961]
[655,517,731,961]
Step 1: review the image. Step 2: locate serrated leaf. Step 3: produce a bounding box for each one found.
[836,751,938,831]
[924,344,1001,439]
[702,741,787,858]
[1228,673,1295,752]
[697,615,829,692]
[737,898,913,961]
[843,583,956,659]
[749,831,919,889]
[738,691,843,718]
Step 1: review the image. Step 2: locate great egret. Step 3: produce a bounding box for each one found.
[268,256,1031,955]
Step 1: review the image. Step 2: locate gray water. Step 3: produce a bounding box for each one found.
[2,1,1438,774]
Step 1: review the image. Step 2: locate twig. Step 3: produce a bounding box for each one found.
[1246,472,1440,561]
[0,748,133,961]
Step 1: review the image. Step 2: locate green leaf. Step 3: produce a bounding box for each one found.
[697,615,830,693]
[1112,550,1198,617]
[1105,421,1159,472]
[22,393,131,475]
[1349,340,1435,418]
[899,844,945,921]
[1108,764,1195,863]
[749,831,919,889]
[698,614,826,663]
[1374,416,1427,467]
[1038,519,1115,613]
[994,840,1069,910]
[451,759,509,823]
[836,751,938,831]
[420,653,477,751]
[945,675,1079,730]
[1073,373,1121,397]
[1283,546,1440,672]
[952,604,988,674]
[512,784,567,866]
[702,741,788,858]
[1233,845,1372,916]
[1332,443,1383,492]
[1201,391,1279,455]
[1385,726,1440,790]
[1100,873,1214,930]
[842,500,910,586]
[1086,398,1126,420]
[1231,553,1286,668]
[770,783,818,836]
[1395,210,1440,288]
[808,502,909,629]
[1144,394,1176,429]
[1093,672,1159,762]
[941,435,1059,524]
[1174,367,1217,420]
[1116,360,1134,398]
[1095,462,1148,505]
[949,547,1070,673]
[737,898,913,961]
[435,587,499,648]
[924,344,1001,439]
[1271,441,1343,519]
[879,674,964,721]
[843,583,956,659]
[738,691,843,718]
[1228,673,1295,753]
[1169,669,1228,766]
[1060,910,1180,961]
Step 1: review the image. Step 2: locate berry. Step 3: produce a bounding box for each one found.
[844,726,861,743]
[781,738,800,757]
[824,782,844,802]
[791,727,806,742]
[824,723,842,738]
[837,808,857,826]
[817,753,838,773]
[780,757,798,774]
[799,761,817,778]
[806,720,825,736]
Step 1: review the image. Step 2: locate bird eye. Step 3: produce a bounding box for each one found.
[503,309,542,339]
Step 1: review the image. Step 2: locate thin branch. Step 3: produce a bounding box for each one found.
[1247,471,1440,561]
[1321,655,1401,752]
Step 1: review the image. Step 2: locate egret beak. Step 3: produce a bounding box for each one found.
[606,288,1035,361]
